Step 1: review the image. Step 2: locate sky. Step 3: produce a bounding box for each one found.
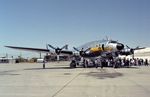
[0,0,150,58]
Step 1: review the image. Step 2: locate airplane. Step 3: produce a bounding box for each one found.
[5,38,125,68]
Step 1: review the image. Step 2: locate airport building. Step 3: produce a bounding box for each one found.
[44,54,70,61]
[134,47,150,59]
[0,58,16,63]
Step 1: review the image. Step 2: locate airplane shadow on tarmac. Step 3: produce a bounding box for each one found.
[123,66,139,69]
[82,66,139,79]
[0,70,20,76]
[83,68,123,79]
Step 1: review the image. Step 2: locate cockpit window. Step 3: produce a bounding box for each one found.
[109,40,118,43]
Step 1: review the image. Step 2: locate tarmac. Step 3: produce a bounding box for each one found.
[0,61,150,97]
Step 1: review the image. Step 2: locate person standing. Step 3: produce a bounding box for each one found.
[43,60,46,69]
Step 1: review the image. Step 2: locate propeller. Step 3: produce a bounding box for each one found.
[46,44,49,56]
[73,47,90,56]
[48,44,68,55]
[47,44,68,61]
[126,45,134,55]
[125,45,145,58]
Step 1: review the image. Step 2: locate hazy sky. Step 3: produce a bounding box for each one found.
[0,0,150,57]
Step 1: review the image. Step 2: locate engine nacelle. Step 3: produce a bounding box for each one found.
[120,49,134,56]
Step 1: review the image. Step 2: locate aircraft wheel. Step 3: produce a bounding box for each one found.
[70,60,76,68]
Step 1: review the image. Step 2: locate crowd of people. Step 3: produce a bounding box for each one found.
[94,58,149,68]
[71,55,150,68]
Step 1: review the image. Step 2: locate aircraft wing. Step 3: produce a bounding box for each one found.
[5,46,73,55]
[134,47,146,50]
[5,46,50,53]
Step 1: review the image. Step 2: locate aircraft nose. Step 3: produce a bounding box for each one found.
[117,43,124,50]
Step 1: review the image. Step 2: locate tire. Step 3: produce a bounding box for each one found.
[70,61,76,68]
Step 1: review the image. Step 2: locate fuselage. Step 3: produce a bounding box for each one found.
[80,40,124,58]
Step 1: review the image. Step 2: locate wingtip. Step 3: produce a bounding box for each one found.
[4,46,9,47]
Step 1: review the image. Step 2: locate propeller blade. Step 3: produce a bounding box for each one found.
[61,44,68,50]
[126,45,130,49]
[73,47,80,52]
[46,44,49,49]
[48,44,56,50]
[84,48,91,52]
